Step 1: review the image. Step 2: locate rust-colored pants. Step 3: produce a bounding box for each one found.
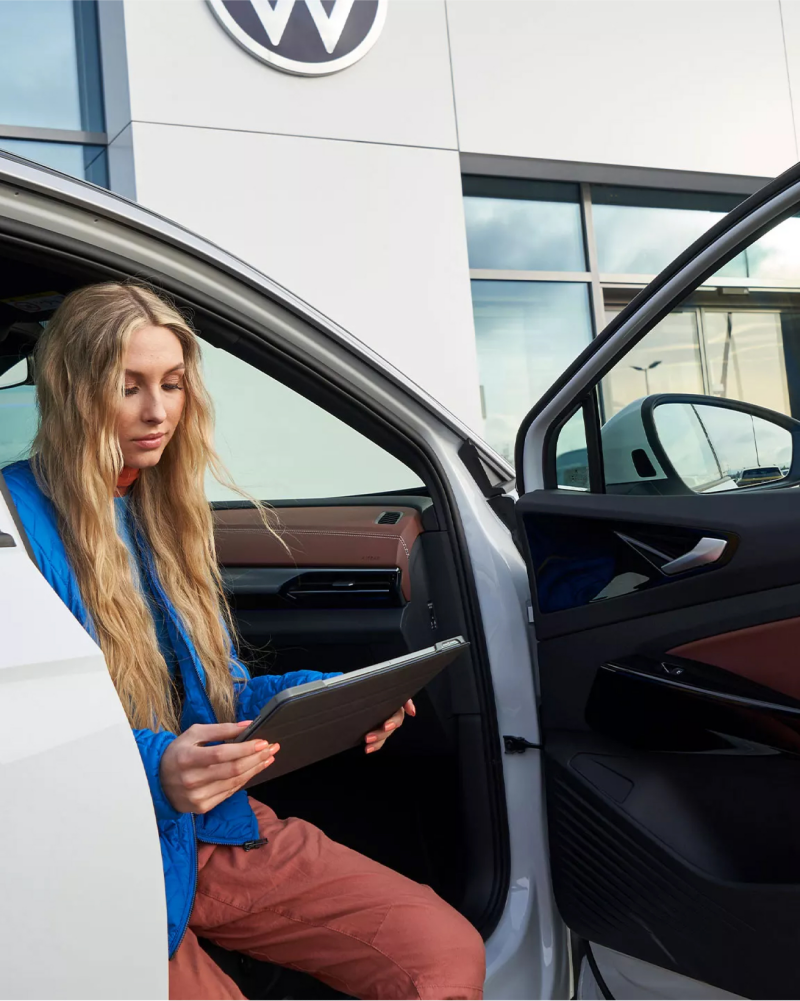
[169,798,485,1000]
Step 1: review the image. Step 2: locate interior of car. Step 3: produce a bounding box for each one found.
[0,242,509,998]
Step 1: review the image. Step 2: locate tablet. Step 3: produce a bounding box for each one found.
[233,636,469,785]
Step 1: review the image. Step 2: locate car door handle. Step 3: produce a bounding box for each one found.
[661,537,727,575]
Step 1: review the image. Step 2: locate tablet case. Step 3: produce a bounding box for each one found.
[236,637,468,785]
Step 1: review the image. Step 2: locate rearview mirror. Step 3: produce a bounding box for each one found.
[0,357,31,390]
[602,394,800,495]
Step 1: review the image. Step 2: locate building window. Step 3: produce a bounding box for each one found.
[464,177,594,461]
[472,280,593,464]
[464,178,586,273]
[462,177,800,463]
[0,1,107,186]
[591,187,743,277]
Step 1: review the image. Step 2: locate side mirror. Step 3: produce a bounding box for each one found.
[602,394,800,495]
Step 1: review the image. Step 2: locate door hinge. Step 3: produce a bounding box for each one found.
[503,735,538,754]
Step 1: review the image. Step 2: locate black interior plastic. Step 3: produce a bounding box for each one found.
[520,490,800,999]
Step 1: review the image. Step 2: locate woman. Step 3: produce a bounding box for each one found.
[3,283,485,1001]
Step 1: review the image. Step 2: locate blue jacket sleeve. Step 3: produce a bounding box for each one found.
[133,727,182,822]
[231,657,341,722]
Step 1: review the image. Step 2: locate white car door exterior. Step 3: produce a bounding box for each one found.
[0,482,167,1000]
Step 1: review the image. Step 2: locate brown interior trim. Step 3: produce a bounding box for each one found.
[214,506,423,601]
[671,616,800,702]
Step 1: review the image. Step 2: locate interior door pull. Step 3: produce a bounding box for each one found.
[661,537,727,576]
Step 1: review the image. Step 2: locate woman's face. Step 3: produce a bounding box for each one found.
[117,324,186,469]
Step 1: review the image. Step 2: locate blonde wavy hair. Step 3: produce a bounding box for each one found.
[33,281,262,733]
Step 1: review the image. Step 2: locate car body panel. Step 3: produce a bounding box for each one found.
[0,154,561,999]
[0,485,167,999]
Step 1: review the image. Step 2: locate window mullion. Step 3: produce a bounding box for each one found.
[580,183,606,339]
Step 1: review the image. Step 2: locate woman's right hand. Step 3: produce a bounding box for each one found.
[160,721,279,814]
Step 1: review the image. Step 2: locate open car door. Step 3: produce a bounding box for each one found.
[516,161,800,1001]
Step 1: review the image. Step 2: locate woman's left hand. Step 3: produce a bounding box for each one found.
[364,699,416,753]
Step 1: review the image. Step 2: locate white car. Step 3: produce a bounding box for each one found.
[2,151,800,1001]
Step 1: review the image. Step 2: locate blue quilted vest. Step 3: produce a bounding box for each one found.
[3,460,328,956]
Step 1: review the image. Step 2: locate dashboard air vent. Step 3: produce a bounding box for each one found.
[282,568,403,607]
[377,511,403,525]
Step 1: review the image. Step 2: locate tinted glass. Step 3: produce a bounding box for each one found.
[601,309,704,418]
[593,186,745,277]
[0,140,108,185]
[472,280,593,462]
[0,383,36,468]
[200,339,423,501]
[703,311,790,414]
[556,409,589,490]
[0,1,103,131]
[745,218,800,282]
[465,197,586,271]
[594,203,749,277]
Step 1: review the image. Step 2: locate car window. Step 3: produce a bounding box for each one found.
[552,208,800,496]
[0,338,423,501]
[200,339,423,501]
[0,356,36,468]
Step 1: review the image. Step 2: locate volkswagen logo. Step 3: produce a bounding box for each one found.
[207,0,387,76]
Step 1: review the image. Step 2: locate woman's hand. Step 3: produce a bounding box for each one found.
[160,720,279,814]
[364,699,416,754]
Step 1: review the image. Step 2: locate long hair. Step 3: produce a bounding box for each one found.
[33,281,264,733]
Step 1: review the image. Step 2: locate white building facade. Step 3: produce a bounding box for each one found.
[4,0,800,464]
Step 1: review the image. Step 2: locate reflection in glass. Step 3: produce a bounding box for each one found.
[743,217,800,283]
[654,402,792,491]
[472,281,593,463]
[593,195,746,277]
[556,409,589,489]
[653,403,725,492]
[601,310,704,418]
[0,1,103,132]
[703,311,789,414]
[464,196,586,271]
[592,184,744,276]
[0,140,108,186]
[594,188,800,283]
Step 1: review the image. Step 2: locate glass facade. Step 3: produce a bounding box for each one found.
[464,177,800,462]
[464,179,586,272]
[0,1,106,185]
[592,187,744,277]
[472,280,592,463]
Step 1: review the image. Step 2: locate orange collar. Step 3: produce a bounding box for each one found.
[115,466,140,496]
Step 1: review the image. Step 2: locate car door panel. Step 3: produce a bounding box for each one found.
[515,162,800,1000]
[519,489,800,636]
[583,944,744,1001]
[546,735,800,1000]
[518,492,800,997]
